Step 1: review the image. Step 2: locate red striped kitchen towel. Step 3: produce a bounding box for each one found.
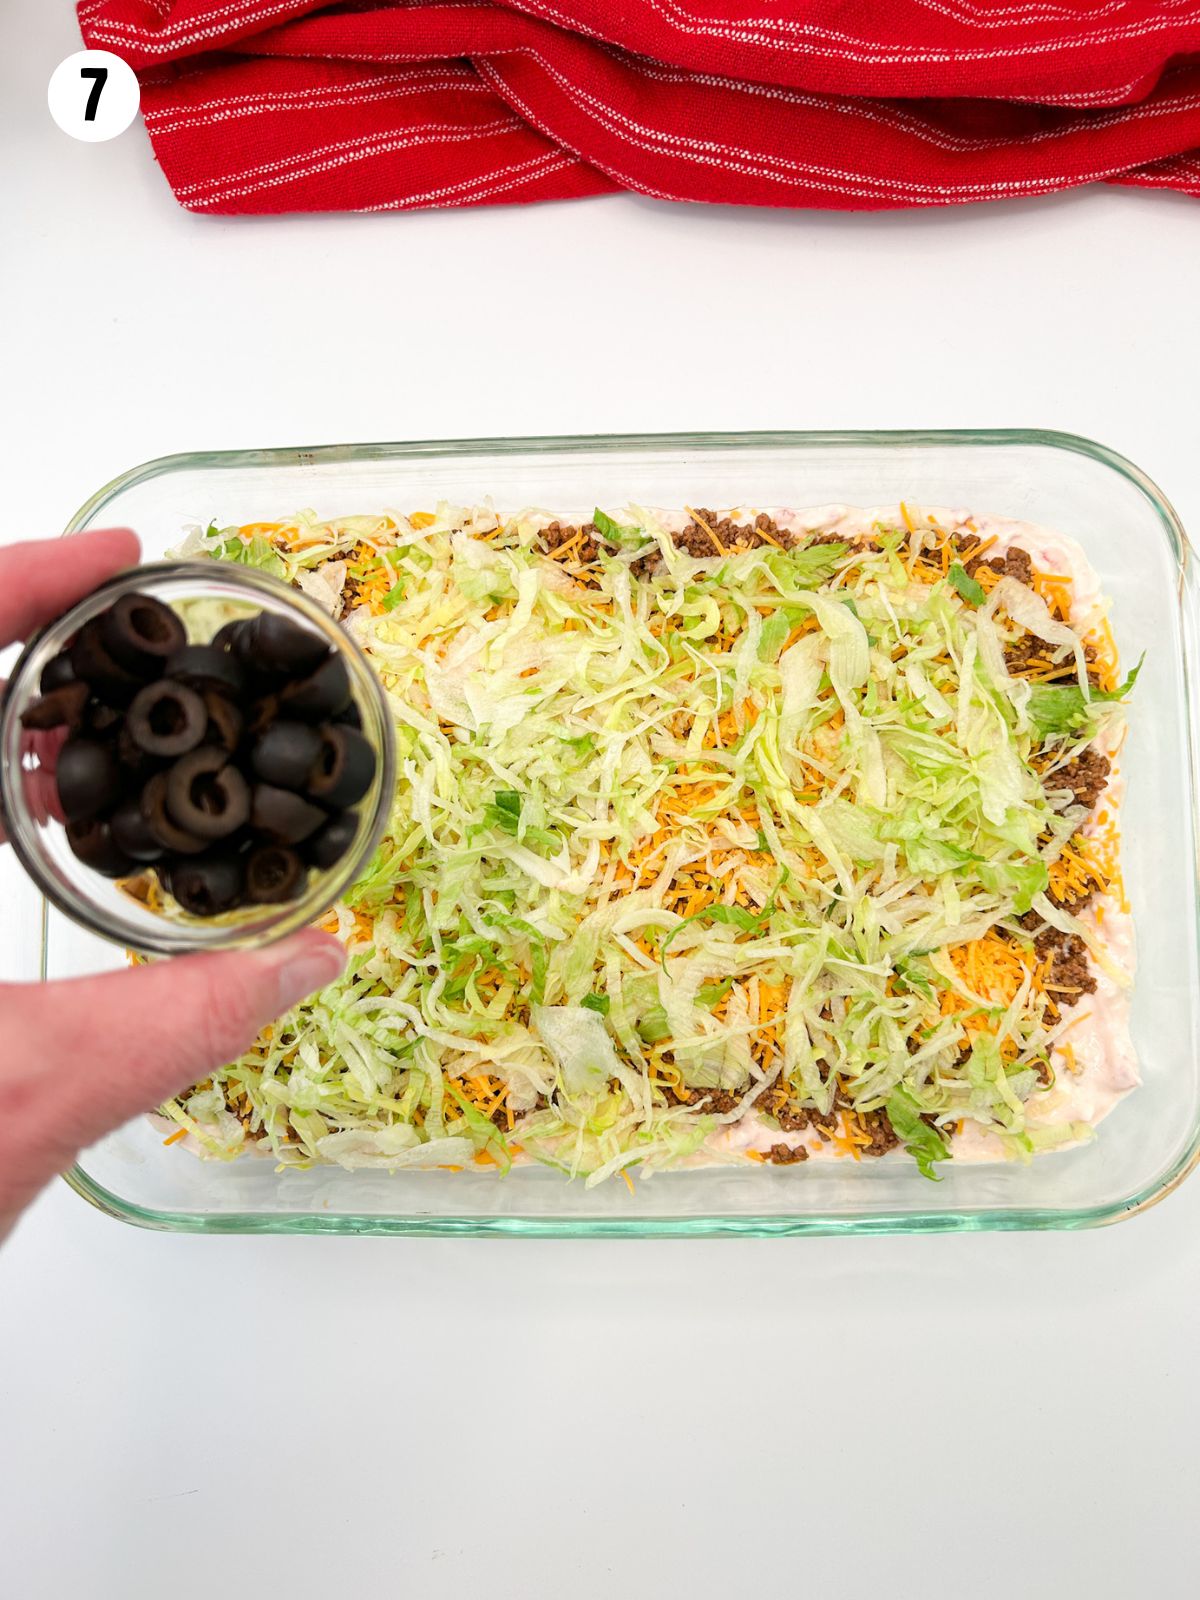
[77,1,1200,212]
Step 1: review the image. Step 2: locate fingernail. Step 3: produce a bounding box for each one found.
[274,936,346,1010]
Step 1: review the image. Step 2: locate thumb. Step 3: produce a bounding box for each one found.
[4,929,346,1164]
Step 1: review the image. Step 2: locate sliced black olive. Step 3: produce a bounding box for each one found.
[86,701,123,741]
[251,783,326,845]
[141,771,208,855]
[69,619,142,706]
[19,682,89,732]
[39,652,76,694]
[100,593,187,676]
[334,699,363,731]
[203,690,243,753]
[251,720,322,791]
[212,619,249,654]
[245,694,280,739]
[165,643,245,698]
[242,613,329,676]
[110,796,165,862]
[230,628,285,693]
[126,680,208,758]
[165,747,251,841]
[55,738,125,824]
[306,810,358,869]
[65,818,138,879]
[279,652,350,722]
[169,850,245,917]
[245,845,307,904]
[116,720,160,776]
[308,724,375,808]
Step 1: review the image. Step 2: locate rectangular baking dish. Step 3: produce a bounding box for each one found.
[40,429,1200,1235]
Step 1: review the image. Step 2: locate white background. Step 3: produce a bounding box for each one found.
[3,5,1200,1597]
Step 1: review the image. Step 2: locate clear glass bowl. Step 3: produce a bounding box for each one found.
[0,561,396,956]
[22,429,1200,1235]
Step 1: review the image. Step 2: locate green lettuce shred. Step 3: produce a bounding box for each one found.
[164,504,1136,1184]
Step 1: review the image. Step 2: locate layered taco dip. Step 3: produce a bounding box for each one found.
[158,500,1139,1185]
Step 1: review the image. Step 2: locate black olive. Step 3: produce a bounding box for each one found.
[251,783,326,845]
[212,619,248,654]
[86,701,123,741]
[279,652,350,722]
[141,771,209,855]
[203,690,243,753]
[126,680,208,758]
[229,628,285,693]
[55,738,125,824]
[165,643,245,698]
[65,818,138,879]
[306,810,358,869]
[100,593,187,676]
[242,613,329,676]
[169,850,245,917]
[110,797,165,862]
[333,699,363,731]
[245,694,280,739]
[308,724,375,808]
[116,720,160,777]
[245,845,306,904]
[165,748,251,840]
[69,619,142,706]
[19,682,89,732]
[39,652,76,694]
[251,720,322,791]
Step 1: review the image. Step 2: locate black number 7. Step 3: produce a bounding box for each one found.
[81,66,108,122]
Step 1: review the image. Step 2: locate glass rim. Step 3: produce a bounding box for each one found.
[50,428,1200,1235]
[2,559,397,957]
[63,425,1192,569]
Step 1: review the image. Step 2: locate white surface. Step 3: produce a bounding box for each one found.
[3,5,1200,1598]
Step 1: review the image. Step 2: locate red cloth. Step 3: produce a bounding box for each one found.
[78,1,1200,213]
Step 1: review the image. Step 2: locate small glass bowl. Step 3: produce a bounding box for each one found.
[0,560,396,955]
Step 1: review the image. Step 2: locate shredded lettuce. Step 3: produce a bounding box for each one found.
[164,505,1135,1184]
[213,530,285,577]
[592,507,645,547]
[886,1088,950,1180]
[1028,658,1143,738]
[948,562,985,607]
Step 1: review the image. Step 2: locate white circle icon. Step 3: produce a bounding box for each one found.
[48,50,140,143]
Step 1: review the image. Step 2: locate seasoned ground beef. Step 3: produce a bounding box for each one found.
[807,529,864,549]
[760,1090,901,1154]
[984,545,1035,585]
[677,509,796,557]
[948,533,994,575]
[1043,932,1098,1002]
[1006,633,1100,682]
[662,1083,742,1115]
[1019,881,1097,926]
[623,510,869,578]
[1009,918,1097,1009]
[633,509,814,576]
[1006,634,1064,677]
[766,1141,809,1165]
[773,1100,812,1133]
[762,1092,838,1136]
[538,519,603,564]
[854,1108,903,1156]
[1051,747,1111,810]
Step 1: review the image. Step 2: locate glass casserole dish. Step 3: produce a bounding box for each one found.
[25,428,1200,1236]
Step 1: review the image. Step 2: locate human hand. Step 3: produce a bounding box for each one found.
[0,530,346,1240]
